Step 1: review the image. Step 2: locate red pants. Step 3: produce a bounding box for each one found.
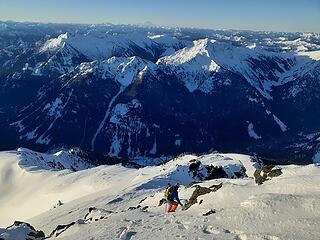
[167,201,178,212]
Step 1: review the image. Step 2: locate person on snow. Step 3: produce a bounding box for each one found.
[166,182,183,212]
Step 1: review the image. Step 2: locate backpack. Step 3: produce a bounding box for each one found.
[164,185,174,201]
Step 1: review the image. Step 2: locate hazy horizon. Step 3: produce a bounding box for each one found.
[0,0,319,33]
[1,18,320,34]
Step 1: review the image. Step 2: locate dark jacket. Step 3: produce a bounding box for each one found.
[169,186,182,205]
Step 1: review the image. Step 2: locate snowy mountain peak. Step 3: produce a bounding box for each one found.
[102,56,152,87]
[68,55,154,88]
[40,32,69,52]
[157,37,305,98]
[156,38,221,93]
[83,56,153,87]
[158,38,217,69]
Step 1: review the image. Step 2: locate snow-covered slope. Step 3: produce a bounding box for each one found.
[64,55,154,88]
[298,50,320,61]
[16,148,95,171]
[0,150,257,227]
[0,149,135,227]
[157,38,304,98]
[41,32,161,61]
[0,150,319,239]
[157,39,220,93]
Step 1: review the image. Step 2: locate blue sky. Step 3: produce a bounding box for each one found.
[0,0,319,32]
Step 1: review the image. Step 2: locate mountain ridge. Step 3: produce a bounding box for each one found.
[1,22,320,164]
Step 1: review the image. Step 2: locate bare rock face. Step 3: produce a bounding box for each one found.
[202,209,216,216]
[84,207,115,223]
[188,160,203,179]
[158,198,167,206]
[254,165,283,185]
[183,183,223,210]
[0,221,45,240]
[53,200,64,208]
[205,165,228,180]
[187,158,246,181]
[48,222,76,238]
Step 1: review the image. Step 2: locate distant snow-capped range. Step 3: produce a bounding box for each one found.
[0,21,320,164]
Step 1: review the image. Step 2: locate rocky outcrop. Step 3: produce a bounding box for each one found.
[1,203,150,240]
[254,165,283,185]
[0,221,45,240]
[202,209,216,216]
[127,205,148,212]
[158,198,167,206]
[139,197,148,204]
[48,222,76,238]
[205,166,228,180]
[183,183,223,210]
[53,200,63,208]
[84,207,115,222]
[188,160,203,179]
[187,157,247,182]
[233,166,248,178]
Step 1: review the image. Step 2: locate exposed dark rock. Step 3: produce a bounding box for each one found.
[6,221,36,231]
[53,200,63,208]
[203,209,216,216]
[205,165,228,180]
[209,182,223,191]
[139,197,148,204]
[183,184,222,210]
[189,159,201,171]
[48,222,76,238]
[1,221,45,240]
[186,181,202,188]
[233,166,248,178]
[47,161,65,170]
[84,207,115,222]
[158,198,167,206]
[268,168,283,178]
[122,161,143,169]
[254,169,267,185]
[84,207,96,220]
[189,159,202,178]
[254,165,283,185]
[141,206,149,211]
[128,205,141,210]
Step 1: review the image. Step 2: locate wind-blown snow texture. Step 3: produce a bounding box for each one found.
[1,21,320,164]
[0,149,319,239]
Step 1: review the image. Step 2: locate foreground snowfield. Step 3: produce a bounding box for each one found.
[0,149,319,240]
